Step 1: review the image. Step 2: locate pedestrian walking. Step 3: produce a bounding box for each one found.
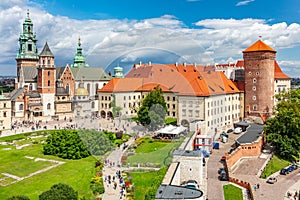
[253,184,257,191]
[257,183,260,189]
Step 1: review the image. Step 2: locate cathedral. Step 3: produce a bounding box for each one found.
[9,11,111,122]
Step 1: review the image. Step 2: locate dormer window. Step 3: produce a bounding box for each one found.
[28,44,32,51]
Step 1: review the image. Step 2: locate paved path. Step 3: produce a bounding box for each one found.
[101,138,136,200]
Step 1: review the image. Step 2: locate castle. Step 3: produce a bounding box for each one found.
[0,11,291,136]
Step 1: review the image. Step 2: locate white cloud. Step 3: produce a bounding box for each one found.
[236,0,255,6]
[1,1,300,77]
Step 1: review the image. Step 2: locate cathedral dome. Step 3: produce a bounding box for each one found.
[75,87,89,96]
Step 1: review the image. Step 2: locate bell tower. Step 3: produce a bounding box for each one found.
[37,42,56,117]
[16,10,39,77]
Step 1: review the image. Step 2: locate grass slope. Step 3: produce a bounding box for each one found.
[130,171,158,199]
[127,139,180,166]
[261,154,291,178]
[223,184,243,200]
[0,143,96,200]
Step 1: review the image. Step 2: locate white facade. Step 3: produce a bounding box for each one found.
[41,93,55,116]
[178,96,205,125]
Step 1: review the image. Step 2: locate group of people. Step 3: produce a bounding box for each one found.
[104,170,126,199]
[287,191,298,200]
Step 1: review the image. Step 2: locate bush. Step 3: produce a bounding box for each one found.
[43,130,90,159]
[6,196,30,200]
[39,183,78,200]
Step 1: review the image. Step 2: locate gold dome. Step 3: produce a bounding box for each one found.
[75,87,89,96]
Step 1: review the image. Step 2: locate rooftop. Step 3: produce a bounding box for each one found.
[155,184,203,199]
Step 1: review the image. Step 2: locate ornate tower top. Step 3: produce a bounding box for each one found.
[71,37,89,68]
[16,10,38,60]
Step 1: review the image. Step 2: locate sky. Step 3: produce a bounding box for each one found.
[1,0,300,76]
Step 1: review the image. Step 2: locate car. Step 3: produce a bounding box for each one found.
[218,168,226,174]
[227,129,234,133]
[182,180,199,190]
[234,127,242,134]
[280,168,289,175]
[287,165,297,172]
[219,173,228,181]
[266,177,277,184]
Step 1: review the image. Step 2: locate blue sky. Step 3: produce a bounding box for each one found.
[1,0,300,76]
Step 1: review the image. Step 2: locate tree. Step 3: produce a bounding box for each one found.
[39,183,78,200]
[264,89,300,160]
[137,86,167,131]
[43,130,90,159]
[6,196,30,200]
[110,94,123,118]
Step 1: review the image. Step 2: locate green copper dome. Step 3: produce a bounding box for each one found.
[71,37,89,68]
[16,10,38,60]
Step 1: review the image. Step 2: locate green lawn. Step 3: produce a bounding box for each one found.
[223,184,243,200]
[127,139,181,166]
[130,170,158,199]
[261,154,291,178]
[0,140,97,200]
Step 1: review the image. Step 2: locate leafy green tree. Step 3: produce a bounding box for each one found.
[265,89,300,159]
[78,129,115,157]
[43,130,90,159]
[137,86,167,131]
[6,196,30,200]
[39,183,78,200]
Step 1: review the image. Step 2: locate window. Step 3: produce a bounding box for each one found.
[256,72,259,75]
[172,112,176,117]
[66,84,70,94]
[253,105,257,111]
[182,109,186,117]
[167,96,170,101]
[172,104,175,109]
[253,96,256,101]
[173,97,176,101]
[3,112,7,117]
[87,83,90,94]
[19,104,24,110]
[91,102,95,109]
[48,71,50,76]
[47,103,51,110]
[48,80,50,86]
[189,110,193,117]
[29,84,33,90]
[253,78,257,83]
[124,96,126,100]
[248,71,252,75]
[3,103,6,108]
[195,110,199,117]
[47,59,50,65]
[28,44,32,51]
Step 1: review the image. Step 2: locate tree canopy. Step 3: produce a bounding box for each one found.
[39,183,78,200]
[137,86,167,131]
[43,129,115,159]
[264,89,300,160]
[6,196,30,200]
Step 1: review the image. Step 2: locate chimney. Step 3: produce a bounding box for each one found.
[148,61,151,66]
[175,62,178,67]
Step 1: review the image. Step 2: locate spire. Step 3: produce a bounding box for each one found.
[16,10,38,60]
[71,37,88,68]
[40,42,54,57]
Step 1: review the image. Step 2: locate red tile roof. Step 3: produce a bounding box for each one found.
[101,63,241,97]
[243,40,276,53]
[274,61,290,79]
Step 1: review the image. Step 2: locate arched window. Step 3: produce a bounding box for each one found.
[48,80,50,86]
[47,103,51,110]
[48,71,50,76]
[19,104,24,110]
